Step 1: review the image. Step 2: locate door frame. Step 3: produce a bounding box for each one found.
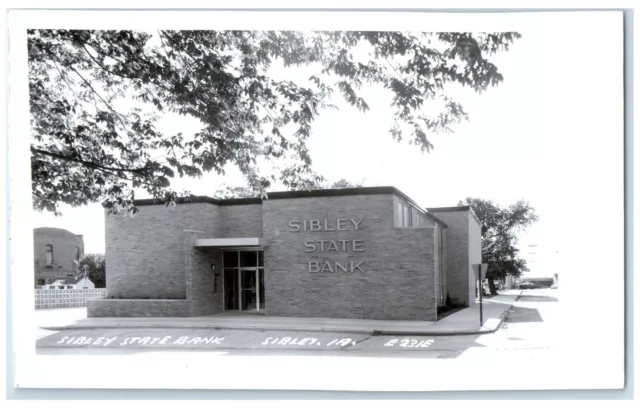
[222,249,264,313]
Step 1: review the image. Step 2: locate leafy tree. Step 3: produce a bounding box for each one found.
[328,178,365,189]
[458,198,538,295]
[212,184,263,200]
[29,29,521,215]
[212,178,365,199]
[76,253,106,288]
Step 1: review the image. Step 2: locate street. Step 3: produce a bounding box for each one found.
[36,288,559,359]
[27,288,614,392]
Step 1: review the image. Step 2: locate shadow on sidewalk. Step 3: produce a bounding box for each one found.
[506,306,544,323]
[517,294,558,302]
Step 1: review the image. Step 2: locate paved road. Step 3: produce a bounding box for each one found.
[36,288,558,359]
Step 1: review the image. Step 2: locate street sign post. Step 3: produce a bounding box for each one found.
[472,263,488,326]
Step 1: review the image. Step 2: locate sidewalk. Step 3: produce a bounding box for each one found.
[40,292,521,336]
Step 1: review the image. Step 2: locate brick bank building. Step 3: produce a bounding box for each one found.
[89,187,482,321]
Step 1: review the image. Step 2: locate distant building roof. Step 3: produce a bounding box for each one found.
[51,276,91,285]
[34,227,84,242]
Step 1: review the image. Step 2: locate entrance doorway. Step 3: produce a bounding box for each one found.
[223,250,265,312]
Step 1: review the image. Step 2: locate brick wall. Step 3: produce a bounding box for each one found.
[262,194,437,321]
[468,212,483,301]
[105,203,220,300]
[219,204,263,237]
[427,210,472,307]
[87,299,187,317]
[33,228,84,285]
[185,245,224,316]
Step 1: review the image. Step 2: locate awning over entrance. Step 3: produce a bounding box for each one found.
[194,238,265,248]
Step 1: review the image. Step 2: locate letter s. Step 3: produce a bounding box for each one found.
[304,240,316,252]
[289,220,300,232]
[262,337,273,345]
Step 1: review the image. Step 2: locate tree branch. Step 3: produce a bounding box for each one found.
[80,40,173,94]
[65,64,129,129]
[32,147,149,175]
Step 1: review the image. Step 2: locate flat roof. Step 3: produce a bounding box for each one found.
[427,206,482,226]
[426,206,471,212]
[424,213,448,228]
[134,186,423,208]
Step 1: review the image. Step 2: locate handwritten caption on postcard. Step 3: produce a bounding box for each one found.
[261,336,357,347]
[383,338,434,348]
[55,335,225,347]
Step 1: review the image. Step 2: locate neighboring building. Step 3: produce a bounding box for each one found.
[88,187,482,321]
[41,276,95,290]
[33,227,84,287]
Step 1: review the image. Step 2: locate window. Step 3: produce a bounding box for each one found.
[37,279,45,286]
[403,205,410,227]
[45,245,53,266]
[75,247,81,261]
[395,199,425,228]
[395,202,403,226]
[412,208,420,227]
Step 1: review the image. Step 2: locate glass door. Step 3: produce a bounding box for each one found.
[223,269,240,311]
[241,269,257,311]
[223,250,265,312]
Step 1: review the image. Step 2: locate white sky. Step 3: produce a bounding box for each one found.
[29,25,609,279]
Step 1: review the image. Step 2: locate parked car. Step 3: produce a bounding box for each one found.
[519,281,538,289]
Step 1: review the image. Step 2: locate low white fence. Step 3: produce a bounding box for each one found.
[35,288,108,309]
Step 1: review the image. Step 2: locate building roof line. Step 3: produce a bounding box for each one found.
[426,206,483,226]
[133,186,423,208]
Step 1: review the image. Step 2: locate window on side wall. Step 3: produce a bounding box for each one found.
[395,202,403,227]
[45,244,53,266]
[411,208,420,227]
[403,205,410,227]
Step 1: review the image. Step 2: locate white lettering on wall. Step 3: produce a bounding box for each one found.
[288,219,364,232]
[289,218,367,273]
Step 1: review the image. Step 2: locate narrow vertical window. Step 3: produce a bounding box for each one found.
[411,208,419,227]
[395,202,403,227]
[75,247,81,261]
[45,245,53,266]
[403,205,410,227]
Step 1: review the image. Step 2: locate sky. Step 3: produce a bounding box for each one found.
[29,27,590,278]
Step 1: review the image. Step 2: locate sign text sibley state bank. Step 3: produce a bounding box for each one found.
[88,187,482,321]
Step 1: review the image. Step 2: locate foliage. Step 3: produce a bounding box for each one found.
[212,178,365,199]
[328,178,365,189]
[76,253,106,288]
[29,29,521,215]
[458,197,538,294]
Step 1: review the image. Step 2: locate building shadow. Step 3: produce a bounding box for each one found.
[517,294,558,302]
[505,306,544,323]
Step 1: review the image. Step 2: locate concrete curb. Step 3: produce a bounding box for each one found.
[39,325,377,335]
[374,306,512,337]
[40,292,524,337]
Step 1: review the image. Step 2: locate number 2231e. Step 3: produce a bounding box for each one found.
[384,339,434,348]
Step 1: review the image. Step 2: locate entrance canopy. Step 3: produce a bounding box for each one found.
[194,238,265,248]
